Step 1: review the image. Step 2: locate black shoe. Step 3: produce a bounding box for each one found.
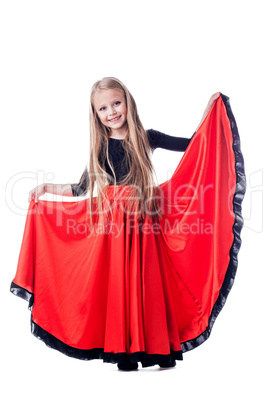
[117,362,139,371]
[159,359,176,368]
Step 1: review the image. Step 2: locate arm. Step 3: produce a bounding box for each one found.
[45,183,73,196]
[70,165,89,197]
[28,166,89,203]
[147,129,193,152]
[46,165,90,197]
[28,182,73,203]
[147,92,221,152]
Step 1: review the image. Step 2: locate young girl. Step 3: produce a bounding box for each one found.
[13,77,245,371]
[28,77,220,207]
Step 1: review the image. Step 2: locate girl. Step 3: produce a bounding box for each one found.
[28,77,220,209]
[13,77,244,371]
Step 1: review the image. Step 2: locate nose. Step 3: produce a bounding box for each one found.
[108,106,116,116]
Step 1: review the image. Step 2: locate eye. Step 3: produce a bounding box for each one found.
[99,101,121,111]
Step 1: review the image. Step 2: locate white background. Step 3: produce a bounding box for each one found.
[1,0,267,401]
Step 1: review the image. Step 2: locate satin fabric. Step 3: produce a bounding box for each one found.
[11,94,245,362]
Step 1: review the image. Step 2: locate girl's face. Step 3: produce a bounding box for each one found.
[94,89,128,134]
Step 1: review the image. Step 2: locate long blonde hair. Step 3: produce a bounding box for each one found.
[87,77,162,230]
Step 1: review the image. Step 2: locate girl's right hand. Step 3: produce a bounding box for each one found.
[28,183,47,203]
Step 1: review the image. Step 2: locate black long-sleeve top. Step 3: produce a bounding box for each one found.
[71,128,194,197]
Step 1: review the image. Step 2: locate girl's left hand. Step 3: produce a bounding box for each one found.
[195,92,221,132]
[207,92,221,107]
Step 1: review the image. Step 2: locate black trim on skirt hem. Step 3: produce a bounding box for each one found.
[10,281,182,366]
[30,316,182,367]
[10,281,34,310]
[181,93,246,353]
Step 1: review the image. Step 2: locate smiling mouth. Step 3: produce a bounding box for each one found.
[109,115,121,122]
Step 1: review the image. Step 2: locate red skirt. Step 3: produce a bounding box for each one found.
[10,94,246,367]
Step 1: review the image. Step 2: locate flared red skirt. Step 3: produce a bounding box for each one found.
[10,94,246,367]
